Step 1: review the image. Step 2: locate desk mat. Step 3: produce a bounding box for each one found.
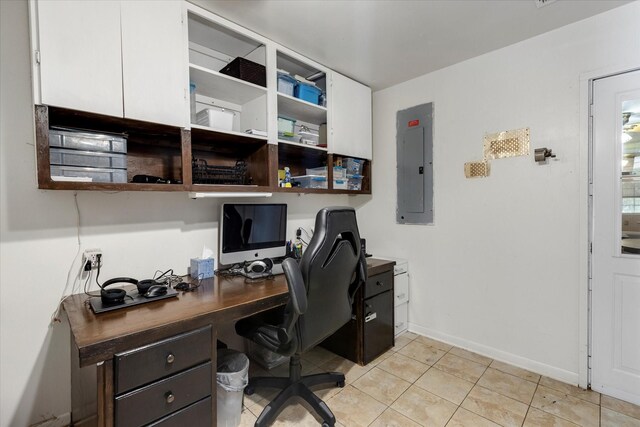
[89,287,178,314]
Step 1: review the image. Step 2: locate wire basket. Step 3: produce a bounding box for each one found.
[192,159,248,185]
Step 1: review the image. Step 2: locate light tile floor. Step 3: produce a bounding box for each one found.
[239,332,640,427]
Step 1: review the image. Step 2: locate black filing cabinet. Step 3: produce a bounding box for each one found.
[113,326,213,427]
[321,259,395,365]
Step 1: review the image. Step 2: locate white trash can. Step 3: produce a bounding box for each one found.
[216,349,250,427]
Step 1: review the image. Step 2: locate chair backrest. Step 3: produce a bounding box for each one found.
[295,206,366,352]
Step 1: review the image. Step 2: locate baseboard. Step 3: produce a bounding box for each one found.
[29,412,71,427]
[408,323,580,386]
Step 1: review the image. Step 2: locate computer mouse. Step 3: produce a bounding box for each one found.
[144,285,168,298]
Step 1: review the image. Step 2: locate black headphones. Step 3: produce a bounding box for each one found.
[100,277,138,305]
[244,258,273,274]
[99,277,163,304]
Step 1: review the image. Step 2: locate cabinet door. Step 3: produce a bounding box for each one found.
[363,290,394,364]
[121,1,186,127]
[330,72,372,160]
[35,0,123,117]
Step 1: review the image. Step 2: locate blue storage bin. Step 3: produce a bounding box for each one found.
[294,82,322,105]
[277,72,297,96]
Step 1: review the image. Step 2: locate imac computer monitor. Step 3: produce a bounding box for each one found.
[219,203,287,266]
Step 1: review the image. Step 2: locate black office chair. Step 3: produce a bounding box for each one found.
[235,206,367,427]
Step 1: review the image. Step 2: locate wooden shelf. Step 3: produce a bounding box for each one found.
[189,64,267,105]
[277,93,327,124]
[190,124,268,144]
[278,139,327,152]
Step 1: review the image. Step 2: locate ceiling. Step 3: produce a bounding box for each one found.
[192,0,631,91]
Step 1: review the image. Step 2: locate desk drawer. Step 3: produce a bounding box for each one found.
[115,362,212,427]
[364,270,393,299]
[147,396,212,427]
[115,326,211,394]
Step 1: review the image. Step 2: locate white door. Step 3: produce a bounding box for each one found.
[591,69,640,405]
[330,72,372,160]
[36,0,123,117]
[121,1,187,127]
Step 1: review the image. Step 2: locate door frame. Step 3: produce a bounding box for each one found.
[579,64,640,390]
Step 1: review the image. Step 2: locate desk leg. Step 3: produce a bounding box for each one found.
[211,326,218,426]
[97,360,114,427]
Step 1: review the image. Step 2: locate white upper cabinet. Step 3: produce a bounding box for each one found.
[121,1,186,127]
[330,71,372,160]
[34,0,124,118]
[186,6,268,138]
[32,0,186,127]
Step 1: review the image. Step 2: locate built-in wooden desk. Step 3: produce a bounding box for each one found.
[63,274,289,427]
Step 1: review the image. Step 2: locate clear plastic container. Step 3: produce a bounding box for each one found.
[347,174,363,191]
[278,117,296,138]
[292,175,327,189]
[344,158,364,175]
[333,179,348,190]
[50,165,127,183]
[333,166,347,180]
[50,148,126,169]
[49,128,127,153]
[190,82,197,124]
[277,71,296,96]
[306,166,327,176]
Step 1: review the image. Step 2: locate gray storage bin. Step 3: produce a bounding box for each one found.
[50,165,127,183]
[49,128,127,154]
[50,148,127,169]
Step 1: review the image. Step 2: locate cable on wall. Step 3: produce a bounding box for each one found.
[51,192,84,323]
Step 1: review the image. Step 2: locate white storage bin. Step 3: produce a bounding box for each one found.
[197,107,235,131]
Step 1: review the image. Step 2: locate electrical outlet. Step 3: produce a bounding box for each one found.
[83,249,102,271]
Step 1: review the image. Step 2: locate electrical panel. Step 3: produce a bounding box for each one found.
[396,103,434,225]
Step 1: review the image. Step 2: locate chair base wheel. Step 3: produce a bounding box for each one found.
[244,386,255,396]
[337,380,345,387]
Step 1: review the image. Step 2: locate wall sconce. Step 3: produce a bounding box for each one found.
[534,147,556,164]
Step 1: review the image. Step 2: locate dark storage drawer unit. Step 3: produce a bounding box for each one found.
[321,259,395,365]
[112,326,213,427]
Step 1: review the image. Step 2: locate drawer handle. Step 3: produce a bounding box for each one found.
[376,281,384,286]
[165,392,175,404]
[397,293,406,299]
[365,312,377,322]
[166,353,175,364]
[396,322,405,328]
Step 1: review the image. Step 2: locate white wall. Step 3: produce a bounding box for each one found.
[359,1,640,384]
[0,2,355,426]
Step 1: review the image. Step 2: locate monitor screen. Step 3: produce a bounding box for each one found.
[219,203,287,265]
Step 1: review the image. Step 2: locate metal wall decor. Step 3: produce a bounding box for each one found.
[464,161,490,178]
[483,127,530,160]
